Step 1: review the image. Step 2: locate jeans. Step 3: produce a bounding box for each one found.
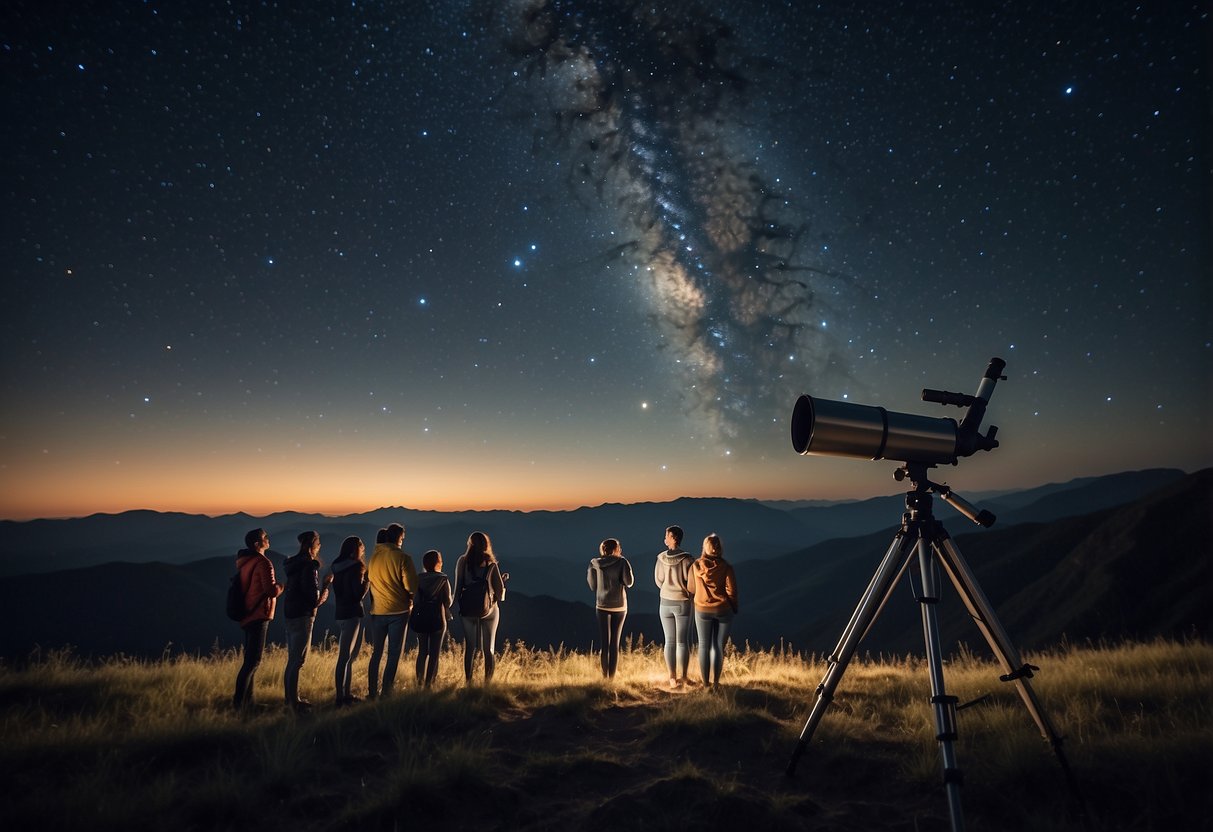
[334,616,364,701]
[367,613,409,696]
[462,605,500,682]
[659,600,693,680]
[283,615,315,704]
[694,609,734,685]
[415,626,446,687]
[233,619,269,708]
[596,609,627,679]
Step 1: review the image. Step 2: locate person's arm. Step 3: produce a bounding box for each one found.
[622,558,634,588]
[587,561,597,593]
[726,564,738,613]
[316,567,332,609]
[654,557,664,590]
[491,563,506,602]
[686,561,697,599]
[401,554,418,595]
[454,558,465,598]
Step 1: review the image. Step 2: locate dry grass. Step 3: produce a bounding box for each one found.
[0,639,1208,831]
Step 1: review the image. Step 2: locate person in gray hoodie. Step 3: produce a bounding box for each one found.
[654,525,693,688]
[587,538,634,679]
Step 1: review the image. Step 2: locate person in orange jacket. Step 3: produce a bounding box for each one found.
[687,533,738,689]
[233,527,284,709]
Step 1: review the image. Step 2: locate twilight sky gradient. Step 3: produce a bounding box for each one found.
[2,1,1209,520]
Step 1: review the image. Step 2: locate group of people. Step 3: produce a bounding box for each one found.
[587,525,739,688]
[230,521,738,710]
[231,523,505,711]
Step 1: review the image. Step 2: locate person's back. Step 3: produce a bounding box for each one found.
[368,542,416,614]
[589,555,634,610]
[692,553,737,613]
[281,552,321,620]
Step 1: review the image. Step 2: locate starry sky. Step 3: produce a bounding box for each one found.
[2,0,1209,520]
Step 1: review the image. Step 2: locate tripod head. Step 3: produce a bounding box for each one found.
[894,461,997,528]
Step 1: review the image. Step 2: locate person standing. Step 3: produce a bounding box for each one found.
[654,525,693,688]
[410,549,453,688]
[687,533,738,689]
[330,535,370,706]
[281,530,332,711]
[454,531,507,684]
[233,528,283,709]
[366,522,418,698]
[588,538,634,680]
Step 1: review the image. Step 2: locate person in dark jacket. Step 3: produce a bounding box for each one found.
[330,535,370,706]
[588,538,634,680]
[281,530,332,711]
[233,528,284,709]
[411,549,453,688]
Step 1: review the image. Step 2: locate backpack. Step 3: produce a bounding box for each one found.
[458,564,494,619]
[225,571,247,621]
[409,578,446,634]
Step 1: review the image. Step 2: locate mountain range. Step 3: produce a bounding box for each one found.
[1,467,1207,660]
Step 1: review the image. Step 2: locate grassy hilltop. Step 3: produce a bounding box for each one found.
[1,639,1209,831]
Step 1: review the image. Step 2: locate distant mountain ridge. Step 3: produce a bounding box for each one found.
[0,468,1186,578]
[0,468,1205,660]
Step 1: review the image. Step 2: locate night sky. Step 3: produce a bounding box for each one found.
[2,1,1209,520]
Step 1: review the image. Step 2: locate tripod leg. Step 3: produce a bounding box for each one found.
[933,534,1089,821]
[915,533,967,832]
[787,530,915,776]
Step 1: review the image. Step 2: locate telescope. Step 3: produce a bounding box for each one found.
[791,358,1006,466]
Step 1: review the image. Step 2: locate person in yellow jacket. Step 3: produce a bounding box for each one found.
[687,533,738,689]
[366,522,418,697]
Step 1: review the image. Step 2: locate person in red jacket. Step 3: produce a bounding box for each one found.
[233,528,284,709]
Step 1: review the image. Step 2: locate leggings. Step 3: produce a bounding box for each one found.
[694,609,734,685]
[233,620,269,708]
[596,608,627,679]
[333,617,364,701]
[659,600,692,680]
[462,605,500,682]
[415,627,446,687]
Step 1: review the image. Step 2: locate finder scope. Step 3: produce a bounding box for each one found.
[791,358,1006,466]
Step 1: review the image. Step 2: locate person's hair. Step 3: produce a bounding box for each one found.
[335,536,366,577]
[666,525,684,546]
[422,549,441,571]
[245,528,267,549]
[600,538,620,557]
[375,527,388,544]
[336,536,363,561]
[463,531,496,568]
[386,523,405,544]
[702,533,723,558]
[296,530,319,558]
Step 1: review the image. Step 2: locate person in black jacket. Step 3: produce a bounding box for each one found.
[281,530,332,711]
[330,535,370,706]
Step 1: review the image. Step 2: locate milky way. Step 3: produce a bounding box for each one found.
[480,0,852,447]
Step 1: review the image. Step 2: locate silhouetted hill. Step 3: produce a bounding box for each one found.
[0,469,1184,582]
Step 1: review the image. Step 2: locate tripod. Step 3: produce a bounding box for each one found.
[785,463,1083,832]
